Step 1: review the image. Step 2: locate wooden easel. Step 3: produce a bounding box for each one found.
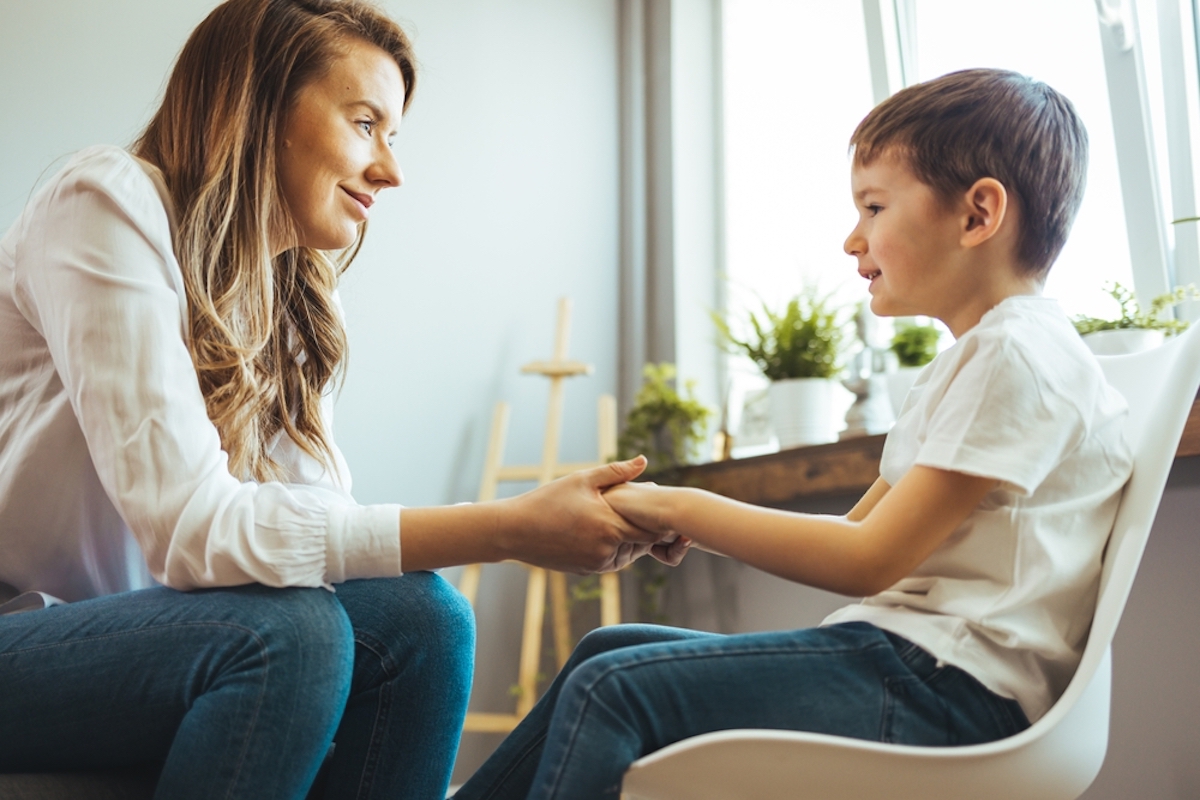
[459,298,622,734]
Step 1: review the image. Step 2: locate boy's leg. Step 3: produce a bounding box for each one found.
[319,573,475,800]
[457,621,1030,800]
[526,621,1029,800]
[0,584,355,800]
[453,624,718,800]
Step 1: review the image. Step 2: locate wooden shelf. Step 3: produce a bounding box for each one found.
[655,399,1200,509]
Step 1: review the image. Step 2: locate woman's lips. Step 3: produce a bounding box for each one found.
[342,188,374,219]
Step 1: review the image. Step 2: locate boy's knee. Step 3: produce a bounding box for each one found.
[570,624,682,667]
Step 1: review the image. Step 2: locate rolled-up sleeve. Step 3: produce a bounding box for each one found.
[11,146,401,590]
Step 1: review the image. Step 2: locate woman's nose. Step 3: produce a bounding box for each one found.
[370,145,403,189]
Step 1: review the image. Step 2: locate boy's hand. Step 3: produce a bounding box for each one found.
[603,482,693,566]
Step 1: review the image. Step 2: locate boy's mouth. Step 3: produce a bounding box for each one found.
[859,267,881,282]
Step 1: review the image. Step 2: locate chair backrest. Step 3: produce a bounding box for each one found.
[1046,322,1200,728]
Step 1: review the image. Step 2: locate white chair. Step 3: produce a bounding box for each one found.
[622,321,1200,800]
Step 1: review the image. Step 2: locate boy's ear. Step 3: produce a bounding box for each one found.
[959,178,1008,249]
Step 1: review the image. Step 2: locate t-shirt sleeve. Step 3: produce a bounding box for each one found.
[11,147,401,590]
[915,336,1084,496]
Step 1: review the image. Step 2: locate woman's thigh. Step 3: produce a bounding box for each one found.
[0,583,354,774]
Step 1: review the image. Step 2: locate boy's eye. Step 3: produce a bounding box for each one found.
[866,204,883,216]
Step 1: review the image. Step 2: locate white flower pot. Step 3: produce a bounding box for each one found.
[887,367,923,419]
[769,377,838,448]
[1082,328,1166,356]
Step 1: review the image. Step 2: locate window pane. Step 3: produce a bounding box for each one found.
[913,0,1135,318]
[721,0,878,447]
[722,0,874,309]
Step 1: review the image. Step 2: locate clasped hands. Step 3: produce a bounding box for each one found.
[504,455,690,575]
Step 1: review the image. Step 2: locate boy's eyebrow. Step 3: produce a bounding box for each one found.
[854,186,884,201]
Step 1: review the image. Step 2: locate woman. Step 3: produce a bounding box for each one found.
[0,1,686,797]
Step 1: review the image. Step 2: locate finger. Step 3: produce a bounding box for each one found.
[612,517,661,544]
[652,537,691,566]
[584,456,648,490]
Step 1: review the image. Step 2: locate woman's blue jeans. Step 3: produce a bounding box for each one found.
[454,621,1030,800]
[0,573,475,800]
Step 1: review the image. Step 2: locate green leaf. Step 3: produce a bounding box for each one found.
[714,288,849,380]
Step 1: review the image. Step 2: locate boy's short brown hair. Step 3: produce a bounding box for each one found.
[851,68,1088,276]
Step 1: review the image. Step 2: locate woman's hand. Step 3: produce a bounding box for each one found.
[493,457,665,574]
[400,457,689,574]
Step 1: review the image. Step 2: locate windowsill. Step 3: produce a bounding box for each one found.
[654,399,1200,508]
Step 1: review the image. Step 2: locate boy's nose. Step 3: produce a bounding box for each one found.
[844,228,865,257]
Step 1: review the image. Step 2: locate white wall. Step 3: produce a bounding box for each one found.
[0,0,621,506]
[1,0,622,783]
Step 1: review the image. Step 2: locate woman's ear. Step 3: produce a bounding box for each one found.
[960,177,1008,248]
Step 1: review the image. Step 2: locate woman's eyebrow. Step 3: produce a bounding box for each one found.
[348,99,390,123]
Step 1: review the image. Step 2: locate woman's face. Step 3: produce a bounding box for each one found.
[276,38,405,253]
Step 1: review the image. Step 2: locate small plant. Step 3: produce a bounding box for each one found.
[890,322,941,368]
[714,289,847,381]
[1071,282,1200,337]
[617,363,712,472]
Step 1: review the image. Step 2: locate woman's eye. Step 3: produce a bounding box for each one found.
[357,119,375,135]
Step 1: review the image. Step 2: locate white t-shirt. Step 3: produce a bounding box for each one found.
[823,295,1132,722]
[0,145,402,603]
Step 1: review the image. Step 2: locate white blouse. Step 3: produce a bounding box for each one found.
[0,145,402,603]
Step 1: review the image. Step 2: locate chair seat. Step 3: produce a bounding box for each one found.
[0,769,156,800]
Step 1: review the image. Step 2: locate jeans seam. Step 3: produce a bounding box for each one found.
[0,620,266,658]
[354,678,391,799]
[354,633,399,679]
[475,730,549,800]
[351,633,397,799]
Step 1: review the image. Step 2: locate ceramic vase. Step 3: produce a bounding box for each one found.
[768,377,838,448]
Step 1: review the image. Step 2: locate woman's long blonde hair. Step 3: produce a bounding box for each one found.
[134,0,415,482]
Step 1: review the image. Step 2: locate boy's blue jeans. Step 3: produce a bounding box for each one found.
[454,621,1030,800]
[0,573,475,800]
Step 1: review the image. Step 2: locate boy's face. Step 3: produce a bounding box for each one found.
[844,153,965,319]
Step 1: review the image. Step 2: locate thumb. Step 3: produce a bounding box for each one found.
[587,455,647,489]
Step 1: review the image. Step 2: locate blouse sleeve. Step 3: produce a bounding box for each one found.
[10,146,401,590]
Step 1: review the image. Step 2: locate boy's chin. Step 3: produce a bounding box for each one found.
[868,296,896,316]
[869,296,922,318]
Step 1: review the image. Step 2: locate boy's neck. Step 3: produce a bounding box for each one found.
[938,267,1044,340]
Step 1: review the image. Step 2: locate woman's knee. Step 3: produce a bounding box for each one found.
[336,573,475,681]
[182,585,355,728]
[229,585,355,685]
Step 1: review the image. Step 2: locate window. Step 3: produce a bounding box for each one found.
[912,0,1134,318]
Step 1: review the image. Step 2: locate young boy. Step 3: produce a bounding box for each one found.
[454,68,1133,800]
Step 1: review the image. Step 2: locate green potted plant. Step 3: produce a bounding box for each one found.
[887,321,941,416]
[1071,282,1199,355]
[617,363,712,472]
[715,289,848,448]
